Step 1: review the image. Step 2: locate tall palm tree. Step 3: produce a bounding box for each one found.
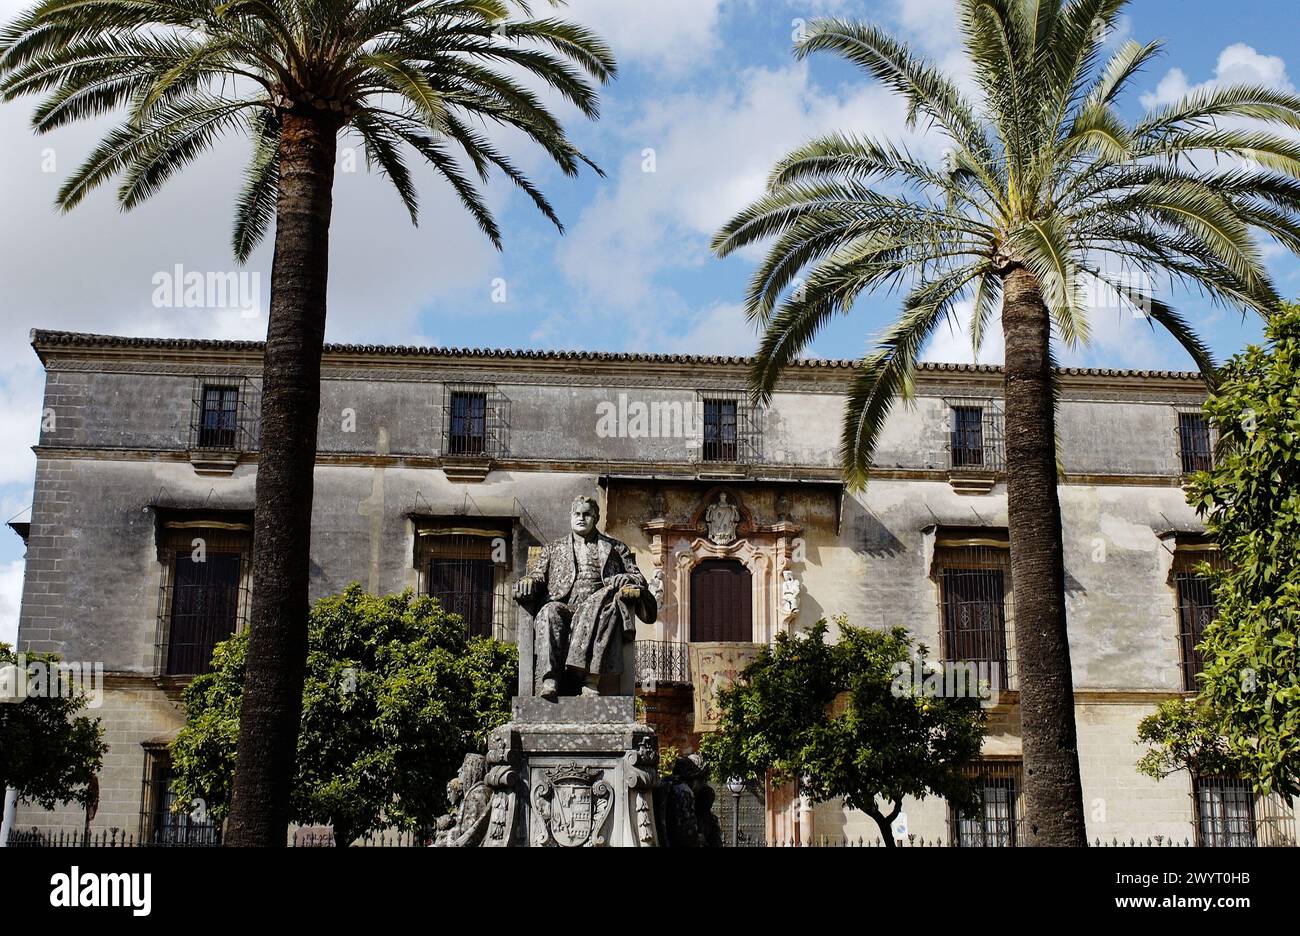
[0,0,614,845]
[713,0,1300,845]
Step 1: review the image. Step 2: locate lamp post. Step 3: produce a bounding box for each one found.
[726,777,745,847]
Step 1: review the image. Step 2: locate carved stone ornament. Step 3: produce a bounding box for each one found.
[531,763,615,847]
[704,492,741,545]
[624,733,660,847]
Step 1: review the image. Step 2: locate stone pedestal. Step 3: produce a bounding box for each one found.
[478,696,659,847]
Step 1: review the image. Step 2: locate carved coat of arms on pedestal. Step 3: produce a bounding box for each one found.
[531,763,614,847]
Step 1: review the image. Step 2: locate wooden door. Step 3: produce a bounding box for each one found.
[690,559,752,642]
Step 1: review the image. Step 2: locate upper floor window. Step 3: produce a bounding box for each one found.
[946,398,1004,471]
[935,536,1014,691]
[156,520,251,676]
[1172,546,1224,692]
[442,384,508,458]
[951,406,985,468]
[449,390,487,455]
[950,760,1022,847]
[1178,412,1213,474]
[703,398,738,462]
[416,524,511,639]
[189,377,256,452]
[698,391,762,465]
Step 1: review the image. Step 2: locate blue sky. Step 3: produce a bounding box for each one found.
[1,0,1297,641]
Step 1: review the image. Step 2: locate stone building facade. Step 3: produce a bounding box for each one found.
[8,329,1294,846]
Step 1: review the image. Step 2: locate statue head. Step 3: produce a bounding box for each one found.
[570,495,600,537]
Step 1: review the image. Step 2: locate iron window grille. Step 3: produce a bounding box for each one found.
[188,377,258,452]
[441,383,509,458]
[1193,776,1296,847]
[950,760,1024,847]
[1177,411,1214,474]
[946,399,1006,471]
[697,390,763,465]
[1173,548,1226,692]
[936,543,1015,691]
[139,747,222,846]
[156,525,251,676]
[416,527,511,640]
[634,640,691,688]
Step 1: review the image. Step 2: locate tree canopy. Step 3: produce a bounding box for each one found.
[0,643,106,811]
[1140,304,1300,797]
[700,619,987,845]
[169,585,516,844]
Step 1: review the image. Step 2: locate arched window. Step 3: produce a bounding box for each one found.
[690,558,752,642]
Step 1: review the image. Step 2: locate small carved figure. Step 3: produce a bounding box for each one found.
[432,753,490,847]
[705,492,740,545]
[780,569,801,618]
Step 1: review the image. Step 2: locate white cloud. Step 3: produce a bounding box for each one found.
[1143,43,1294,109]
[559,0,726,73]
[661,302,760,356]
[0,558,24,648]
[558,62,941,310]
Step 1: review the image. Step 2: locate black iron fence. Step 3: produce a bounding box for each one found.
[6,828,420,848]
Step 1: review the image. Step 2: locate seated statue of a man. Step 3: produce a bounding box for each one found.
[513,495,656,700]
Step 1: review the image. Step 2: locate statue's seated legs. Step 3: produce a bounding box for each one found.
[534,601,573,700]
[534,600,604,700]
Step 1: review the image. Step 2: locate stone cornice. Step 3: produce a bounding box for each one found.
[29,445,1189,488]
[31,329,1210,398]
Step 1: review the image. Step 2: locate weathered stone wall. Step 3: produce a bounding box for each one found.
[12,338,1219,840]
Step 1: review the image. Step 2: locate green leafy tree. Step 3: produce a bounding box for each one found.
[700,620,987,846]
[169,586,517,846]
[0,643,107,811]
[0,0,612,845]
[712,0,1300,844]
[1140,304,1300,797]
[1136,698,1241,784]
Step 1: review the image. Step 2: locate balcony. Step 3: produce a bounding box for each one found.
[634,640,691,689]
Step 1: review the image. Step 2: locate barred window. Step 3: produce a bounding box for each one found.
[697,390,762,464]
[416,525,510,639]
[951,406,985,468]
[156,522,251,676]
[951,760,1023,847]
[140,747,221,845]
[449,390,487,455]
[441,384,509,458]
[189,377,257,452]
[1194,776,1256,847]
[946,399,1005,471]
[1178,412,1213,474]
[703,398,738,462]
[1173,548,1225,692]
[936,539,1013,691]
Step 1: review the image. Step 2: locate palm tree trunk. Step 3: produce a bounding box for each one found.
[1000,266,1087,847]
[225,110,339,846]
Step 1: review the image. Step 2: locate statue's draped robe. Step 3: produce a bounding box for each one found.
[523,532,654,692]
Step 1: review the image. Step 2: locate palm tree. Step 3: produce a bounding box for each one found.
[1,0,614,845]
[713,0,1300,845]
